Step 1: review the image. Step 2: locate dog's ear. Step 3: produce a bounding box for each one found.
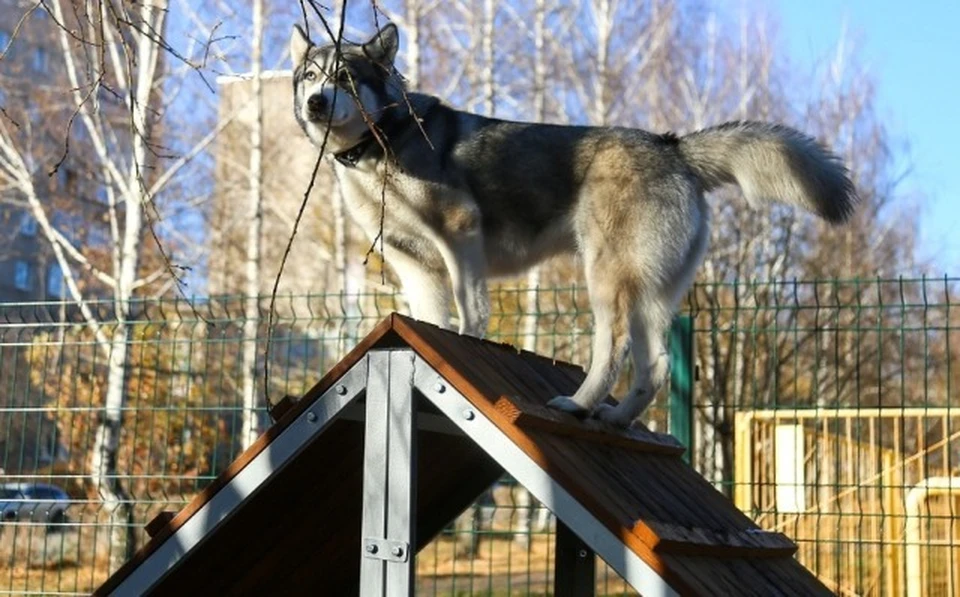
[362,23,399,67]
[290,24,311,67]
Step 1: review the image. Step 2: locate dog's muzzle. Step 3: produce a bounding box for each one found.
[306,93,329,120]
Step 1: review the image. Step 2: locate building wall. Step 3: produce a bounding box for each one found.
[210,72,384,300]
[0,0,112,303]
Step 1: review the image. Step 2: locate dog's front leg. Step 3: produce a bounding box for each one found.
[387,250,454,330]
[436,233,489,337]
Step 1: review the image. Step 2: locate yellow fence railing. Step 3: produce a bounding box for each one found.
[735,408,960,597]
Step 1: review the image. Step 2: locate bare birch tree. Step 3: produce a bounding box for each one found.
[0,0,229,566]
[240,0,265,450]
[519,0,549,355]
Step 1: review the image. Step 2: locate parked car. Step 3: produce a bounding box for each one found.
[0,483,70,526]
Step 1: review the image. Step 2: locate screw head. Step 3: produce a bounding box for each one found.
[306,412,318,423]
[336,385,347,395]
[366,543,378,554]
[435,382,446,394]
[391,545,404,557]
[578,549,588,558]
[462,409,476,421]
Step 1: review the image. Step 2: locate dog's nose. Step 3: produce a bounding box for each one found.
[307,93,327,114]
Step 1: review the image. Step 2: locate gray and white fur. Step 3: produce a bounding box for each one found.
[289,24,858,427]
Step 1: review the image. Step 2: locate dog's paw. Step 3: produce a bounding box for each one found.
[591,403,632,428]
[546,396,590,419]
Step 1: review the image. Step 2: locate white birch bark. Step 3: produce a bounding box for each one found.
[241,0,265,451]
[521,0,548,354]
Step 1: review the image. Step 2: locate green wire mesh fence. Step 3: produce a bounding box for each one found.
[0,277,956,595]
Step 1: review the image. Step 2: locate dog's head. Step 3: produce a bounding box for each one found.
[290,23,403,152]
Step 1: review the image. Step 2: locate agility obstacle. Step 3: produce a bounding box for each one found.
[95,314,829,596]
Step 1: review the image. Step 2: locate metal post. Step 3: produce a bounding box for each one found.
[554,519,595,597]
[669,315,694,463]
[360,350,418,597]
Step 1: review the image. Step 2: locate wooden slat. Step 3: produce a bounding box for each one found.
[493,396,686,456]
[268,395,297,422]
[144,512,175,539]
[646,520,797,558]
[635,452,760,531]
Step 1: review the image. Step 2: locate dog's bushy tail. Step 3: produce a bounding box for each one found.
[678,121,858,223]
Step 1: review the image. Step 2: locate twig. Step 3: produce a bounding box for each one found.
[264,0,349,400]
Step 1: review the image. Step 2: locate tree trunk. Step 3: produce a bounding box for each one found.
[481,0,495,116]
[85,0,167,568]
[591,0,613,126]
[241,0,265,451]
[90,325,135,569]
[520,0,547,353]
[403,0,421,88]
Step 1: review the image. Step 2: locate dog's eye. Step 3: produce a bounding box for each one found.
[304,71,317,82]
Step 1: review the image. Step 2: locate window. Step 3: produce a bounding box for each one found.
[47,263,64,298]
[33,46,48,73]
[52,210,81,245]
[19,212,37,236]
[88,224,110,247]
[13,261,31,291]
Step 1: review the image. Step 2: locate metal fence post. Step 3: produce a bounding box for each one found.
[668,315,694,464]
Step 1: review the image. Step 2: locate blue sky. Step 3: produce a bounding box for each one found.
[777,0,959,274]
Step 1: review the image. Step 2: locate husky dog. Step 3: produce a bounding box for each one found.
[289,23,857,427]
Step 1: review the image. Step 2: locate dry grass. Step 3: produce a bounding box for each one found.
[417,533,637,596]
[0,523,112,595]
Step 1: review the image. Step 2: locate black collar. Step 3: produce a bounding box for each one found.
[333,108,410,168]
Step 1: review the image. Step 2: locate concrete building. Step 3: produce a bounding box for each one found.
[0,1,113,303]
[210,71,382,301]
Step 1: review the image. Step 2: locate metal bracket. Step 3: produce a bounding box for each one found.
[362,538,410,563]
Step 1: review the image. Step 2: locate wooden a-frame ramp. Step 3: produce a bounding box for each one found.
[96,314,830,596]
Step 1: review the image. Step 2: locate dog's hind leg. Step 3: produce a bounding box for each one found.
[593,299,671,426]
[547,260,634,418]
[593,202,710,426]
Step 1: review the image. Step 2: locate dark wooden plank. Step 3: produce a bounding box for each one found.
[268,395,297,422]
[493,396,686,456]
[634,452,760,531]
[750,557,834,597]
[395,317,510,402]
[140,409,500,597]
[143,511,175,539]
[217,428,368,595]
[146,419,366,596]
[624,454,739,529]
[647,520,797,558]
[651,553,727,597]
[530,432,642,529]
[520,351,588,399]
[567,440,679,524]
[472,341,561,404]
